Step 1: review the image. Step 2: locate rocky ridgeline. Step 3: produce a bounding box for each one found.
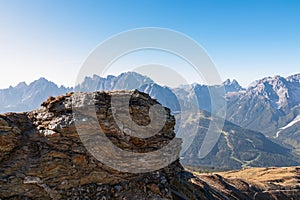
[0,90,300,200]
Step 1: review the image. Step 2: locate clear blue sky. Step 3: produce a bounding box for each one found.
[0,0,299,88]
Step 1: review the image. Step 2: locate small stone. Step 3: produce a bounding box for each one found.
[147,183,162,196]
[114,184,122,192]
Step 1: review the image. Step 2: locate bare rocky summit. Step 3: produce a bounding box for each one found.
[0,90,299,199]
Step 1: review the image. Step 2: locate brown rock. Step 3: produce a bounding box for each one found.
[48,151,69,159]
[72,154,88,166]
[0,91,182,199]
[147,183,162,196]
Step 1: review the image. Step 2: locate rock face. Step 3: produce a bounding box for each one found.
[0,90,184,199]
[0,90,299,200]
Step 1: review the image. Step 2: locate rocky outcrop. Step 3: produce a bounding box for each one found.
[0,90,299,200]
[0,90,183,199]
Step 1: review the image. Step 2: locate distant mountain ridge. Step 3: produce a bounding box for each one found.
[0,72,153,113]
[0,78,71,113]
[76,72,154,92]
[1,72,300,162]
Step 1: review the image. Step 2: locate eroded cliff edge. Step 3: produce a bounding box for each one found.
[0,90,299,200]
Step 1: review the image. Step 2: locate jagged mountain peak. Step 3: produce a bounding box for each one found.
[119,71,147,77]
[15,81,27,89]
[32,77,53,84]
[24,78,63,92]
[243,74,300,110]
[249,75,287,89]
[77,72,154,92]
[223,78,236,85]
[287,73,300,83]
[222,78,244,92]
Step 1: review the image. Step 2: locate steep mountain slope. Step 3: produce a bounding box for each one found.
[179,110,299,170]
[138,83,181,112]
[173,84,226,114]
[275,115,300,155]
[226,74,300,155]
[227,75,300,133]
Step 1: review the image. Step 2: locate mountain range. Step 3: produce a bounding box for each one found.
[0,78,71,113]
[226,74,300,156]
[1,72,300,169]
